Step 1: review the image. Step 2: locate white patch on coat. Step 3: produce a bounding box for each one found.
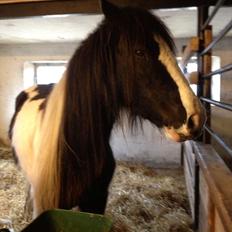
[11,74,67,216]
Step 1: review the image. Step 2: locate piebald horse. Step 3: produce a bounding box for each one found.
[9,0,205,217]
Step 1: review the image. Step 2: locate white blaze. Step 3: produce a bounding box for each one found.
[154,36,204,137]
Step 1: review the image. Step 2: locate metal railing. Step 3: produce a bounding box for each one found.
[181,1,232,229]
[181,0,232,156]
[197,0,232,158]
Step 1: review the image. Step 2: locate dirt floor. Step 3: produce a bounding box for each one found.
[0,146,193,232]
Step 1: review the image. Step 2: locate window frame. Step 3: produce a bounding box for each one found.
[23,60,67,89]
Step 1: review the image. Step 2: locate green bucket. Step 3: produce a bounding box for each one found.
[22,209,112,232]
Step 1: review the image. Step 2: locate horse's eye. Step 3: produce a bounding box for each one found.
[135,50,145,57]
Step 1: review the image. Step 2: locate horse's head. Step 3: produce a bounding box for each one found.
[101,0,205,142]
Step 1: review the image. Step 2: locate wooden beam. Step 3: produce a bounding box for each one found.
[0,1,100,19]
[0,0,231,19]
[0,0,53,3]
[180,37,200,68]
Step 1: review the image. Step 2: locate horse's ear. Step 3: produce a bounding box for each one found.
[100,0,120,20]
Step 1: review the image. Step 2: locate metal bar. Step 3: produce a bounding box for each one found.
[204,126,232,158]
[203,63,232,78]
[200,97,232,111]
[201,19,232,56]
[201,0,226,31]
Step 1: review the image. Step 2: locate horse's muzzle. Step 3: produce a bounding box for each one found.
[164,107,206,142]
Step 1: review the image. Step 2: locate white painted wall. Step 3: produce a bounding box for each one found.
[0,41,186,167]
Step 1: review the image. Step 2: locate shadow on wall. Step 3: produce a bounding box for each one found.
[211,107,232,169]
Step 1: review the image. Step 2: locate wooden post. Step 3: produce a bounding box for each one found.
[197,6,209,143]
[203,26,212,144]
[197,6,213,144]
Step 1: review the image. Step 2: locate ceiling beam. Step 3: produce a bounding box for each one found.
[0,0,231,19]
[0,0,53,3]
[0,1,100,19]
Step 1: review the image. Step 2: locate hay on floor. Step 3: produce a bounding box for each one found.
[0,147,193,232]
[0,155,30,231]
[106,162,193,232]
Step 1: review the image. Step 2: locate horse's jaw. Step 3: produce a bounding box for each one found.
[163,127,183,142]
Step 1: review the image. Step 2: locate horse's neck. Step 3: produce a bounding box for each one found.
[38,74,66,154]
[44,75,66,124]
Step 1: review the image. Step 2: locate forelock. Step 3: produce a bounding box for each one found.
[106,6,176,54]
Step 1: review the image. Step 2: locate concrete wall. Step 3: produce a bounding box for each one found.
[0,42,181,167]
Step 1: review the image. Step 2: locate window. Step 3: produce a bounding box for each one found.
[185,57,198,95]
[23,61,67,89]
[178,56,221,101]
[210,56,221,101]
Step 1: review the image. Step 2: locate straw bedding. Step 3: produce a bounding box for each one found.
[0,146,193,232]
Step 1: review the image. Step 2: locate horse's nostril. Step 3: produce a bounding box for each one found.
[187,114,200,131]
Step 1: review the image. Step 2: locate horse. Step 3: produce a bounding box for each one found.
[9,0,205,218]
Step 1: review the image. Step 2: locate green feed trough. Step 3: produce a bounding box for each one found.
[22,209,112,232]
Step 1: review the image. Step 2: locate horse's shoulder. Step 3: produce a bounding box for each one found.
[9,90,29,140]
[9,84,55,140]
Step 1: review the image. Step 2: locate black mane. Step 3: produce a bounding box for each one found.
[115,7,176,53]
[58,7,175,208]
